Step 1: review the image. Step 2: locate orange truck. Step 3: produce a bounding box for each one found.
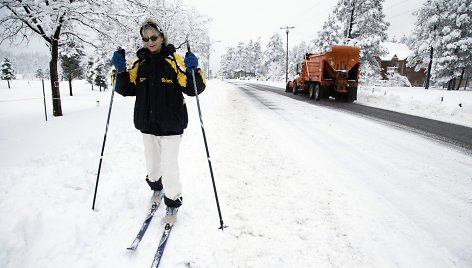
[287,45,360,102]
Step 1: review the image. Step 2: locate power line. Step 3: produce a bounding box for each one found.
[389,7,421,19]
[384,0,410,10]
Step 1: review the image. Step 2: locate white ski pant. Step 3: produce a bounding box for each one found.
[142,133,182,201]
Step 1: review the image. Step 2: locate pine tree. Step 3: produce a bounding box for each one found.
[263,33,285,80]
[246,39,263,77]
[1,56,16,89]
[60,41,85,96]
[94,62,108,91]
[91,52,110,92]
[235,42,248,76]
[433,0,471,89]
[35,68,45,80]
[408,0,471,89]
[85,58,95,91]
[220,47,240,79]
[312,0,389,83]
[344,0,389,81]
[289,41,308,77]
[252,39,263,77]
[311,14,343,53]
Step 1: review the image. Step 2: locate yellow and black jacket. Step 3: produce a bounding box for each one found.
[115,44,206,135]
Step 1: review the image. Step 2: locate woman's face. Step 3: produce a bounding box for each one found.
[142,28,164,54]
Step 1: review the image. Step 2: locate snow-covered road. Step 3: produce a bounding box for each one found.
[226,81,472,267]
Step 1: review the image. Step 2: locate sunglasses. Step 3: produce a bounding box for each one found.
[142,35,160,42]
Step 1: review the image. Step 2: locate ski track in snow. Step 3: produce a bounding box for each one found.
[1,79,471,267]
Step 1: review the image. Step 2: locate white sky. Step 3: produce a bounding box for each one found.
[1,0,426,72]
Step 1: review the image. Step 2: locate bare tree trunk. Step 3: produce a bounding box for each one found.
[425,46,433,89]
[7,80,11,89]
[69,76,73,96]
[456,68,464,91]
[49,17,65,116]
[447,78,456,91]
[50,38,63,116]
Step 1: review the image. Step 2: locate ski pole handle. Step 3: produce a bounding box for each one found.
[186,41,191,53]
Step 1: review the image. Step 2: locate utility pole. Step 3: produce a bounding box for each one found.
[280,26,295,85]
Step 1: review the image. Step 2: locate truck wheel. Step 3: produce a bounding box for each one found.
[314,85,321,100]
[285,82,293,93]
[308,84,315,99]
[293,82,299,95]
[347,87,357,102]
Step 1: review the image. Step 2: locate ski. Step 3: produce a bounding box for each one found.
[150,223,174,268]
[126,198,163,250]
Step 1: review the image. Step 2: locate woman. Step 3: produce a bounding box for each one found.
[111,18,206,223]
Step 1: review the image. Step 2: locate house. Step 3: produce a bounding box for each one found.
[230,69,256,79]
[376,42,426,87]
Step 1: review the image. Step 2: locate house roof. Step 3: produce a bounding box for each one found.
[380,42,411,61]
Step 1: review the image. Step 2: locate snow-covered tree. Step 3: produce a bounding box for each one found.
[85,58,95,91]
[407,0,446,88]
[35,68,50,80]
[289,42,308,78]
[88,52,110,92]
[251,39,263,76]
[219,39,264,79]
[94,63,108,92]
[344,0,389,81]
[1,56,15,88]
[311,0,389,83]
[220,47,237,78]
[35,68,45,80]
[263,33,285,80]
[434,0,469,89]
[235,42,249,74]
[0,50,49,80]
[1,0,211,116]
[311,14,343,53]
[408,0,471,89]
[60,41,85,96]
[0,1,134,116]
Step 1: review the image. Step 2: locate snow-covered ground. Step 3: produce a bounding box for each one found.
[1,79,471,267]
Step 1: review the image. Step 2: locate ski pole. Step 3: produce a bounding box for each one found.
[92,49,122,210]
[187,41,227,230]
